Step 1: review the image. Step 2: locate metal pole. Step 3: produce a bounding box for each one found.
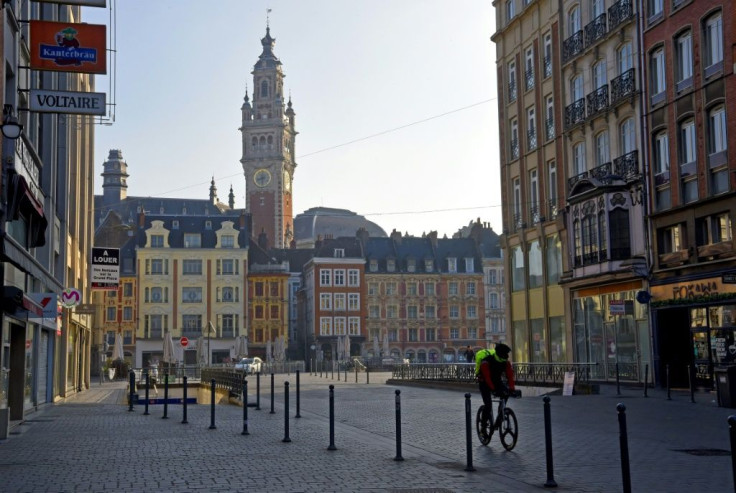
[394,389,403,461]
[181,376,188,424]
[256,372,261,410]
[143,371,150,416]
[366,366,370,385]
[327,385,336,450]
[616,362,621,396]
[295,370,301,418]
[728,415,736,493]
[464,393,475,472]
[270,372,275,414]
[128,370,135,412]
[688,364,696,403]
[283,381,291,443]
[643,364,649,398]
[242,378,249,435]
[666,364,671,401]
[543,396,558,488]
[355,366,358,383]
[209,378,216,430]
[162,372,169,419]
[617,403,632,493]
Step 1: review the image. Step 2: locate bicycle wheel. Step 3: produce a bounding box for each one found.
[475,405,492,445]
[500,408,518,451]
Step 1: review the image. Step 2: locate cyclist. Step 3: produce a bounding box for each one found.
[475,343,518,430]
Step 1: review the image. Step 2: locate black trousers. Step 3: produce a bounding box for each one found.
[479,380,493,423]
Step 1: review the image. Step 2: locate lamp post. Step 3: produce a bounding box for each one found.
[207,321,214,366]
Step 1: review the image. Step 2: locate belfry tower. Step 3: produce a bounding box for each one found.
[240,26,297,249]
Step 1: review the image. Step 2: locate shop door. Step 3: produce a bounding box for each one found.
[656,307,690,387]
[691,329,713,389]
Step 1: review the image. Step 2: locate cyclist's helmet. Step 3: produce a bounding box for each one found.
[494,343,511,361]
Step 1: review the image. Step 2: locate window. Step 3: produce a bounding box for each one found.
[369,260,378,272]
[386,282,397,295]
[548,161,557,208]
[510,118,519,159]
[334,293,346,311]
[543,32,552,78]
[218,259,237,275]
[182,287,202,303]
[334,269,345,286]
[149,259,165,275]
[466,305,477,319]
[592,0,604,18]
[270,282,279,297]
[387,305,398,319]
[425,282,435,296]
[254,282,264,297]
[569,5,581,35]
[333,317,345,335]
[406,282,417,296]
[527,106,537,150]
[347,269,359,286]
[660,225,682,253]
[123,283,133,297]
[530,169,539,222]
[545,96,555,140]
[595,131,609,166]
[648,0,663,21]
[407,305,418,319]
[676,31,693,87]
[424,260,434,272]
[184,233,201,248]
[221,235,234,248]
[708,106,727,155]
[182,314,202,331]
[571,75,583,102]
[529,240,543,288]
[320,293,332,310]
[525,46,535,90]
[593,60,607,89]
[348,293,359,311]
[426,328,436,342]
[545,234,562,284]
[449,282,459,296]
[407,259,416,272]
[447,258,457,273]
[513,177,522,225]
[320,318,332,336]
[386,259,396,272]
[466,281,476,295]
[679,119,696,165]
[260,79,269,97]
[182,259,202,275]
[368,282,378,296]
[512,245,525,291]
[425,305,436,318]
[221,287,235,302]
[450,329,459,340]
[490,293,499,309]
[150,234,164,248]
[654,132,670,175]
[465,257,475,272]
[573,142,586,175]
[618,42,633,74]
[254,305,264,319]
[449,305,460,319]
[369,305,380,318]
[333,248,344,258]
[348,317,360,336]
[320,269,331,286]
[106,307,116,321]
[696,213,732,246]
[150,287,166,303]
[508,61,517,102]
[506,0,516,21]
[704,13,723,70]
[650,48,666,102]
[609,209,630,260]
[620,119,635,154]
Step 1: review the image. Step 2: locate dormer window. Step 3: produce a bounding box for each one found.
[172,220,179,230]
[370,260,378,272]
[465,257,475,272]
[407,259,416,273]
[150,235,164,248]
[184,233,201,248]
[425,260,434,272]
[205,221,212,230]
[447,257,457,273]
[334,248,345,258]
[387,259,396,272]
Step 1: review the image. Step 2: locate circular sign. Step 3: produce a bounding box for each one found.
[180,336,189,347]
[60,288,81,308]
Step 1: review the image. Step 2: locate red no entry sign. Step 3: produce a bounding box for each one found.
[180,336,189,347]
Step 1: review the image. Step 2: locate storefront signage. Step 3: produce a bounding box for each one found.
[60,288,81,308]
[26,293,58,328]
[609,300,625,315]
[37,0,107,6]
[91,247,120,290]
[30,21,106,74]
[723,272,736,284]
[30,89,106,115]
[651,276,736,304]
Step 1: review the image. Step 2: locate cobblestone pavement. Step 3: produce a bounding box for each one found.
[0,372,733,493]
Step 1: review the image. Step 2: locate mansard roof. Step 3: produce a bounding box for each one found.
[135,214,249,249]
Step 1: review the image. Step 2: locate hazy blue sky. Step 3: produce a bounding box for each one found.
[83,0,500,238]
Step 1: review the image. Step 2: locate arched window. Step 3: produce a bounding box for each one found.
[251,137,257,150]
[617,42,633,74]
[653,131,669,175]
[595,131,609,166]
[571,74,583,102]
[259,136,266,150]
[260,80,269,98]
[267,135,274,150]
[573,142,586,175]
[593,60,607,89]
[620,118,635,154]
[569,5,581,35]
[708,105,727,155]
[598,209,607,258]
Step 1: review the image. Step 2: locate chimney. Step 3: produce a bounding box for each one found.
[390,229,402,244]
[138,210,145,228]
[258,229,269,250]
[427,231,438,248]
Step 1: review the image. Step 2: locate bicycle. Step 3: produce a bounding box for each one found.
[475,390,521,450]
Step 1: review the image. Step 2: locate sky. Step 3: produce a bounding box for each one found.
[83,0,501,239]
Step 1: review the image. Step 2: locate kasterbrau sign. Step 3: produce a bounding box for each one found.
[30,21,106,74]
[30,89,106,116]
[91,247,120,290]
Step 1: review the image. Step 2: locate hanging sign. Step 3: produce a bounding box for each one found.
[30,21,106,74]
[60,288,81,308]
[30,89,106,116]
[91,247,120,290]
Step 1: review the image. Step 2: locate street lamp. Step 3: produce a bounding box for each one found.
[1,105,22,140]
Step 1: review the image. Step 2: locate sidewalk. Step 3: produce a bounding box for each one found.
[0,373,733,492]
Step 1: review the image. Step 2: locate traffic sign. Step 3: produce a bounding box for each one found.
[180,337,189,347]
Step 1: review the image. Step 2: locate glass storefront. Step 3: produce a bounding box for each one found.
[687,304,736,387]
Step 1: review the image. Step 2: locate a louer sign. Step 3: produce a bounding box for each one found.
[30,89,106,116]
[91,247,120,290]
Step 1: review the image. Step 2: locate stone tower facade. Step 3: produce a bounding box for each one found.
[101,149,129,206]
[240,27,297,249]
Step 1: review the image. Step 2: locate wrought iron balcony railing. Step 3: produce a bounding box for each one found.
[544,56,552,78]
[508,82,517,102]
[609,0,634,31]
[530,205,541,225]
[562,31,584,64]
[525,69,535,90]
[586,85,609,119]
[547,199,559,219]
[510,138,519,160]
[610,68,635,105]
[612,150,639,180]
[527,129,537,151]
[584,14,607,48]
[568,169,589,189]
[513,213,524,232]
[564,98,586,129]
[590,162,613,182]
[545,117,555,141]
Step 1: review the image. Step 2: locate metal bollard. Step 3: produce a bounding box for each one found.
[543,396,557,488]
[337,364,341,381]
[616,362,621,396]
[617,403,632,493]
[688,365,696,403]
[345,366,347,382]
[355,366,358,383]
[331,361,334,380]
[295,370,301,418]
[464,393,475,472]
[256,372,261,410]
[643,364,649,398]
[327,385,337,450]
[242,378,249,435]
[128,370,135,412]
[666,364,671,401]
[270,373,275,414]
[367,366,370,385]
[143,371,151,415]
[394,390,403,461]
[182,376,188,424]
[209,378,217,430]
[728,415,736,492]
[283,382,291,443]
[162,372,169,419]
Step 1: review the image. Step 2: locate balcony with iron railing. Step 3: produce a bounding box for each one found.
[562,30,584,64]
[547,199,559,220]
[610,68,636,105]
[586,85,609,119]
[508,82,517,102]
[543,56,552,78]
[609,0,634,31]
[527,129,537,151]
[510,138,519,160]
[525,69,535,90]
[513,213,524,232]
[530,205,542,225]
[584,14,607,48]
[612,150,639,180]
[564,99,586,129]
[545,118,555,140]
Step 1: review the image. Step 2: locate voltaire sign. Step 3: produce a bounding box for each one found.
[30,89,106,115]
